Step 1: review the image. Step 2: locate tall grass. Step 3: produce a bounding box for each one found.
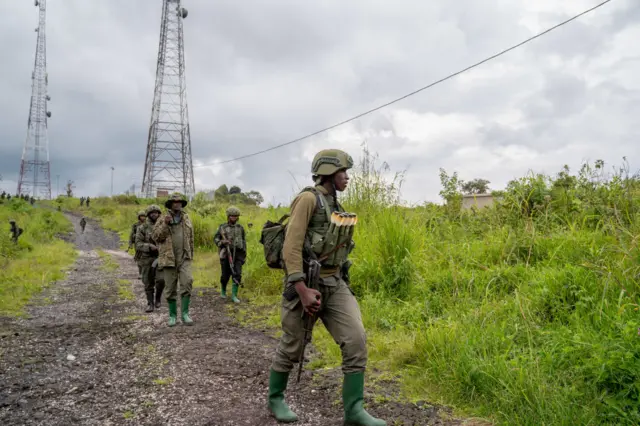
[51,152,640,425]
[0,198,76,315]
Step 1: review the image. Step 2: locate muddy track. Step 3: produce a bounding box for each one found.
[0,213,461,425]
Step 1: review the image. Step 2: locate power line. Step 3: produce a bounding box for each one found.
[195,0,613,168]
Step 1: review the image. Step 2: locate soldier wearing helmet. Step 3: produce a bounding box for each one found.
[267,149,386,425]
[9,219,23,244]
[128,210,147,278]
[152,192,195,327]
[135,205,165,313]
[214,205,246,303]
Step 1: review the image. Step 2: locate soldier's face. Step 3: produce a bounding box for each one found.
[228,215,239,224]
[139,215,146,223]
[171,201,182,212]
[149,212,160,221]
[333,170,349,192]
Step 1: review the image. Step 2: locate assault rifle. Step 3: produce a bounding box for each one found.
[296,258,321,383]
[221,228,242,287]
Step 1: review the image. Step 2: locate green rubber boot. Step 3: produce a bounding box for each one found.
[181,295,193,326]
[220,283,227,299]
[167,299,177,327]
[231,283,240,304]
[267,369,298,423]
[343,372,386,426]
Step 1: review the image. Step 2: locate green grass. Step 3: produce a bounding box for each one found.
[40,156,640,425]
[0,199,76,316]
[118,279,135,301]
[152,377,173,386]
[97,250,119,272]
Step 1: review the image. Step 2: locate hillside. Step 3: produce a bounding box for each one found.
[37,158,640,425]
[2,158,640,425]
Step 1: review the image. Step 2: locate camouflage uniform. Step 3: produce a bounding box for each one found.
[136,205,164,312]
[79,217,87,233]
[267,149,385,426]
[129,211,147,278]
[152,193,195,327]
[213,206,246,303]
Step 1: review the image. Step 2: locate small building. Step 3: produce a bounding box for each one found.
[462,193,494,210]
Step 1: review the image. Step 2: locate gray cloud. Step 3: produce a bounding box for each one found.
[1,0,638,204]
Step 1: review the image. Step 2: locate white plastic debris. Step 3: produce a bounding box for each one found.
[66,354,76,361]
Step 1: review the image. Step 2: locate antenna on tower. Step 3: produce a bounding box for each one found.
[141,0,195,199]
[17,0,52,199]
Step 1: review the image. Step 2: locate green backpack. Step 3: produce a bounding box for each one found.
[259,213,290,269]
[259,187,329,269]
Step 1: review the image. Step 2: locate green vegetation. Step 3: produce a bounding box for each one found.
[152,377,174,386]
[117,279,135,301]
[45,152,640,425]
[0,198,76,316]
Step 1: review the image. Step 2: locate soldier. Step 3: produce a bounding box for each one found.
[86,197,91,207]
[80,197,85,207]
[29,196,35,205]
[136,205,165,312]
[1,191,6,200]
[79,217,87,233]
[214,206,246,303]
[128,210,147,278]
[152,193,195,327]
[9,220,23,244]
[266,149,385,425]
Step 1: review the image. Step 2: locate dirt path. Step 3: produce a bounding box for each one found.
[0,215,461,425]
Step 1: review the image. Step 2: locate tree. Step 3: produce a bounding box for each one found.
[229,185,242,195]
[214,184,229,199]
[66,180,75,198]
[245,190,264,206]
[461,178,491,194]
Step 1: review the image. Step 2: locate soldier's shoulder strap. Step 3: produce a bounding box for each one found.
[299,186,331,223]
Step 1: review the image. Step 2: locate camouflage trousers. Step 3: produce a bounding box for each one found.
[163,260,193,301]
[139,257,165,302]
[271,275,367,374]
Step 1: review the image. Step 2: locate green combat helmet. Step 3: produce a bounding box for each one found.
[145,204,162,216]
[311,149,354,176]
[137,210,146,219]
[164,192,188,209]
[226,206,241,217]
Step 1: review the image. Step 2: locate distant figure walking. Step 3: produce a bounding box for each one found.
[80,217,87,233]
[9,220,23,244]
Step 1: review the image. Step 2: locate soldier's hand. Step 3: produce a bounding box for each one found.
[222,239,230,246]
[164,215,172,225]
[149,244,158,251]
[295,282,321,315]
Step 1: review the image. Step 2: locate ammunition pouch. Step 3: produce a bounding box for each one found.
[341,260,353,285]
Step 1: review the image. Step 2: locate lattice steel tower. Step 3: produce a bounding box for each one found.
[17,0,52,199]
[142,0,195,198]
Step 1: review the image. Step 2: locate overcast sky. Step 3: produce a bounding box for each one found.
[1,0,638,205]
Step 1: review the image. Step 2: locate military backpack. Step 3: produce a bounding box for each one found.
[259,187,331,269]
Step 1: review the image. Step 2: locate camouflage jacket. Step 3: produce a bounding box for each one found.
[214,223,246,254]
[135,219,159,261]
[213,223,247,262]
[129,222,140,246]
[151,212,194,268]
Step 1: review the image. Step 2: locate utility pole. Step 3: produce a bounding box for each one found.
[110,166,114,196]
[17,0,52,199]
[141,0,195,198]
[56,174,59,197]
